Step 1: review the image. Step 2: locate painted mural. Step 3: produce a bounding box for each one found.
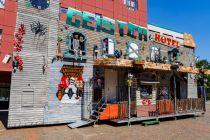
[56,65,84,104]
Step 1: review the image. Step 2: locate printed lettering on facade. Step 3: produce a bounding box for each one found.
[154,33,181,48]
[66,7,147,41]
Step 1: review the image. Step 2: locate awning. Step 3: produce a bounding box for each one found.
[140,81,160,84]
[94,59,210,75]
[140,62,210,75]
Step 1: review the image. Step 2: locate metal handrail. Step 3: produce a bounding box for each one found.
[87,96,106,115]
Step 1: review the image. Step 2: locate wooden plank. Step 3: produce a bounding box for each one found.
[94,58,133,67]
[142,62,210,75]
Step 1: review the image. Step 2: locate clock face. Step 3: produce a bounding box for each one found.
[30,0,50,10]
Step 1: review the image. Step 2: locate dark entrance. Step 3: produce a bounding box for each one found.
[170,76,181,100]
[0,72,11,110]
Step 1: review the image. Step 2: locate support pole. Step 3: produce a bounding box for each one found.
[127,72,133,127]
[174,74,177,115]
[203,73,206,112]
[128,85,131,127]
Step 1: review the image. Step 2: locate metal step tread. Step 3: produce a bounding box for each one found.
[67,120,94,129]
[91,114,99,118]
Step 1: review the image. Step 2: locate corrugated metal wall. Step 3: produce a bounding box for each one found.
[8,0,59,127]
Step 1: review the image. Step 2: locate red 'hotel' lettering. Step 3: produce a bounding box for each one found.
[154,33,181,48]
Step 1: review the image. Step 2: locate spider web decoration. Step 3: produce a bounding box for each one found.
[30,21,47,37]
[0,0,5,9]
[30,0,50,10]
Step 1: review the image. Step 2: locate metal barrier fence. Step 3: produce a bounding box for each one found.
[117,86,136,119]
[157,100,175,115]
[176,98,204,113]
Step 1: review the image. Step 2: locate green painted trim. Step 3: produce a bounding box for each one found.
[65,30,87,59]
[66,7,148,42]
[150,46,161,62]
[168,48,180,63]
[142,120,160,125]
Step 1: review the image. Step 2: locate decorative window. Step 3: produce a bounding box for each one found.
[0,29,2,47]
[60,7,68,14]
[64,31,87,60]
[101,36,116,57]
[124,0,138,11]
[140,85,153,99]
[168,48,180,63]
[157,86,169,100]
[0,0,5,9]
[150,46,161,62]
[0,83,10,102]
[126,41,140,60]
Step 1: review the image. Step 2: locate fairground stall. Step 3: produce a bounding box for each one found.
[7,0,210,128]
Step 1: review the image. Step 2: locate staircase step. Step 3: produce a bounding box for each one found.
[93,110,99,113]
[67,120,94,129]
[91,114,99,118]
[96,108,105,112]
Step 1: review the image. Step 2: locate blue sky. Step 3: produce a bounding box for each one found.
[148,0,210,61]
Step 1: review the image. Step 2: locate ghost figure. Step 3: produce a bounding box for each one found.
[65,77,77,99]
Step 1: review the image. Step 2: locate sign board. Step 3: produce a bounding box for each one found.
[154,33,181,48]
[66,7,147,41]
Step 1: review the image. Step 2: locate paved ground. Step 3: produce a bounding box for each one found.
[1,103,210,140]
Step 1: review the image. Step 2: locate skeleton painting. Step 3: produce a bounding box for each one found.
[64,32,86,60]
[56,65,84,103]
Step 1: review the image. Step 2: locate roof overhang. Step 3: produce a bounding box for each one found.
[94,59,210,75]
[94,58,133,68]
[140,81,160,85]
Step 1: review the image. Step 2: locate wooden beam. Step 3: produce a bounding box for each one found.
[142,62,210,75]
[143,62,171,71]
[94,58,133,68]
[94,60,210,75]
[133,60,145,65]
[177,67,199,74]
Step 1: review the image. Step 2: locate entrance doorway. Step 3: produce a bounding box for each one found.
[0,72,11,110]
[170,76,181,99]
[105,69,118,102]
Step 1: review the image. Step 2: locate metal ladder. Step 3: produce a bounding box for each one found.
[68,97,107,129]
[89,101,107,126]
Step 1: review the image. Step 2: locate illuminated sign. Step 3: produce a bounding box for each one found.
[66,8,147,41]
[154,33,181,48]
